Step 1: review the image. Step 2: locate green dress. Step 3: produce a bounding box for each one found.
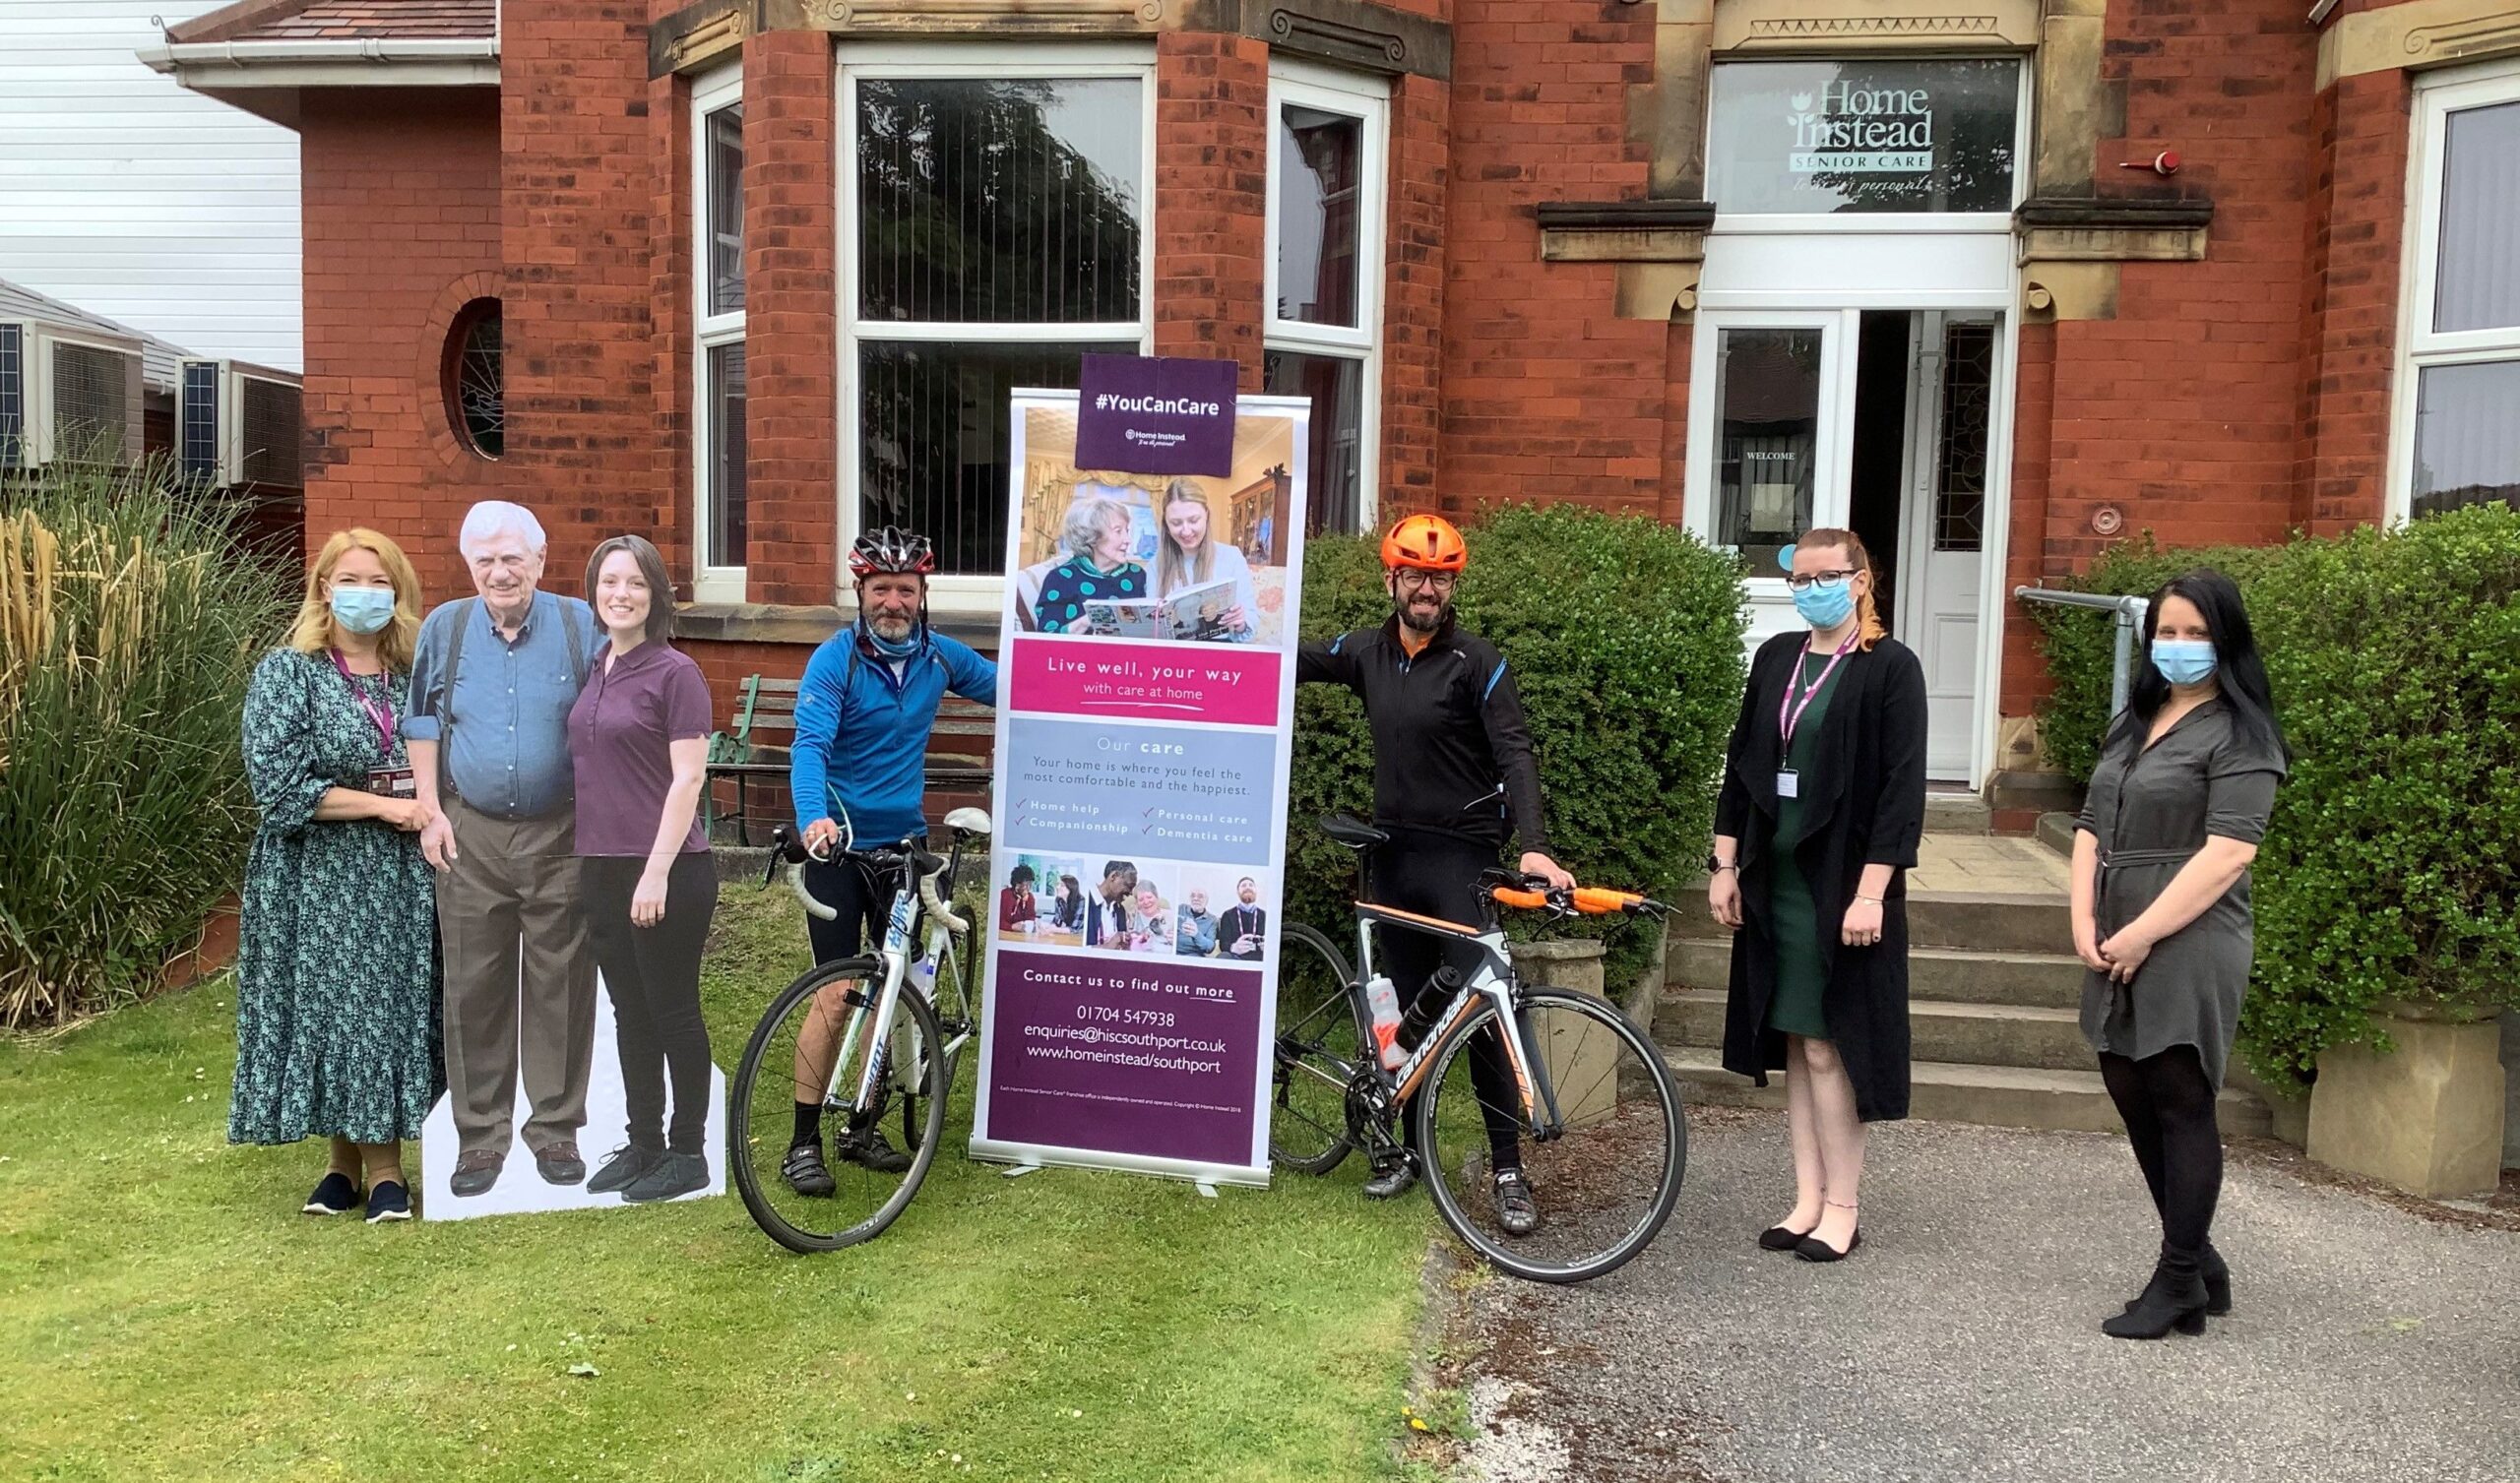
[1766,650,1844,1040]
[231,649,441,1145]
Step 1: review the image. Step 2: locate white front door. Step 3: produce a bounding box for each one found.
[1681,309,1860,649]
[1894,313,1997,780]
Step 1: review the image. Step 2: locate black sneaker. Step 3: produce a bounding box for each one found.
[587,1143,662,1196]
[303,1171,360,1215]
[781,1143,836,1198]
[1491,1168,1542,1238]
[363,1180,412,1223]
[621,1150,709,1204]
[833,1124,913,1174]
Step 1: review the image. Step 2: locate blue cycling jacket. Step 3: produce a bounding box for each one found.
[788,625,998,845]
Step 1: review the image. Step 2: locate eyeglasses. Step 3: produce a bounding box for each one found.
[1396,570,1458,591]
[1783,570,1859,591]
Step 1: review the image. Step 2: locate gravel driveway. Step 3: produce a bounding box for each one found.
[1452,1107,2520,1483]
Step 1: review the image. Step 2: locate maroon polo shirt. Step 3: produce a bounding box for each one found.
[568,639,715,857]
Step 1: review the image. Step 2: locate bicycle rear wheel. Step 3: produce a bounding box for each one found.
[1414,986,1686,1283]
[729,957,949,1254]
[1266,922,1365,1175]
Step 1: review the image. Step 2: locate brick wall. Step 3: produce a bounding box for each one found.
[1439,0,1667,516]
[2295,66,2412,536]
[1380,70,1449,514]
[1153,31,1270,384]
[741,31,841,608]
[297,89,507,604]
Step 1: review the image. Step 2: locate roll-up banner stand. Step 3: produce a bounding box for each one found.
[972,366,1309,1187]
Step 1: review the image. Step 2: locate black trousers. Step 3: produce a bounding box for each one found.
[2099,1045,2222,1253]
[1367,831,1521,1172]
[584,853,720,1155]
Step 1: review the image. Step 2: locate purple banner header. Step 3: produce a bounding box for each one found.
[1074,353,1238,476]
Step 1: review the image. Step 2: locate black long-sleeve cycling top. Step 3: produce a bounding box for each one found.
[1296,613,1550,856]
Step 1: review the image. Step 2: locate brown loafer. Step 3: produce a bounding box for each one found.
[449,1148,504,1198]
[533,1141,587,1186]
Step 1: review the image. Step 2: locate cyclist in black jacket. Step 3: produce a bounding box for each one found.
[1297,513,1572,1234]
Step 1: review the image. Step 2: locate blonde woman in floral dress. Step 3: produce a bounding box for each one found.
[232,529,440,1222]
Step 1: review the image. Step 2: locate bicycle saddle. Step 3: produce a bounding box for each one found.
[1320,814,1390,849]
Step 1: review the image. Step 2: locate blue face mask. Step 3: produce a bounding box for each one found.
[2151,639,2218,686]
[330,586,397,636]
[858,620,923,660]
[1792,578,1856,631]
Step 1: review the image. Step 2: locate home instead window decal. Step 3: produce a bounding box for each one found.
[1706,57,2020,216]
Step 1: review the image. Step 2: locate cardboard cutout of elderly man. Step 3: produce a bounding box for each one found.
[401,501,603,1200]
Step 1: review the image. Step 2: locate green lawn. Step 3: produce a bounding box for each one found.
[0,886,1436,1482]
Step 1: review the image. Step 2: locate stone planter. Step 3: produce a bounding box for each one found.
[1507,937,1617,1128]
[2306,998,2509,1199]
[161,893,242,992]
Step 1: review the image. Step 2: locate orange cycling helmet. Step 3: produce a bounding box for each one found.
[1381,514,1468,573]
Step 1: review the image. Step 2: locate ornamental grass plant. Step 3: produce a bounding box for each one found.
[0,457,287,1027]
[1289,504,1748,986]
[2025,505,2520,1084]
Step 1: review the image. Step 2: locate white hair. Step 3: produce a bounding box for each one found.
[459,500,548,558]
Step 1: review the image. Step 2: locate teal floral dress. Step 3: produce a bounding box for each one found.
[1033,558,1148,633]
[231,649,441,1145]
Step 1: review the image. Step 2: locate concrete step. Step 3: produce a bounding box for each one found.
[1656,988,2094,1073]
[1665,936,2085,1009]
[1662,1047,2274,1139]
[1670,888,2070,956]
[1923,791,1991,834]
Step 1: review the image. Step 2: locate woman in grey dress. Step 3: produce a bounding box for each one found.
[2070,569,2287,1339]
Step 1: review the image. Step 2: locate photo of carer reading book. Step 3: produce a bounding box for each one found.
[1007,401,1303,649]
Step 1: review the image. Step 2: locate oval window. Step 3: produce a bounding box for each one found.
[442,298,504,460]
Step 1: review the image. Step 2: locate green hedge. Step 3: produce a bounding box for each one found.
[1287,505,1748,986]
[0,461,288,1026]
[2027,506,2520,1084]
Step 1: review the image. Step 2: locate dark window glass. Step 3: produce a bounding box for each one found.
[708,102,746,317]
[1934,320,1994,551]
[180,362,220,484]
[856,77,1142,324]
[858,340,1131,576]
[1277,104,1362,329]
[445,302,503,460]
[709,343,747,567]
[2413,359,2520,517]
[1707,58,2019,215]
[1262,349,1363,535]
[1715,327,1821,570]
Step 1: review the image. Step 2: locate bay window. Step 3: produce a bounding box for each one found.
[1265,62,1387,537]
[2394,64,2520,519]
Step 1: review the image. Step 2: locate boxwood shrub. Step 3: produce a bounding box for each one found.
[0,461,287,1026]
[1287,504,1748,986]
[2026,505,2520,1084]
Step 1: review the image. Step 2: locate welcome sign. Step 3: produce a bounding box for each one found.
[973,385,1309,1185]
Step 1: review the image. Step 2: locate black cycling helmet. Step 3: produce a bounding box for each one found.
[849,525,936,579]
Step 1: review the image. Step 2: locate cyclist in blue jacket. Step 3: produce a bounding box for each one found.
[783,526,997,1194]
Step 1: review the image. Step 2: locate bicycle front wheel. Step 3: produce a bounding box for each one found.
[729,958,950,1254]
[1414,987,1686,1283]
[1266,922,1365,1175]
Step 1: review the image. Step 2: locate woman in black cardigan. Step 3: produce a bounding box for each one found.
[1709,528,1927,1263]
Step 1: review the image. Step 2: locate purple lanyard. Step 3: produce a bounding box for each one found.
[331,649,396,759]
[1778,633,1857,750]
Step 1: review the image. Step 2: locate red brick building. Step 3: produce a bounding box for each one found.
[146,0,2520,797]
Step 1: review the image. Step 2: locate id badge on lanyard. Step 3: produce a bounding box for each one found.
[332,649,410,797]
[1777,634,1856,800]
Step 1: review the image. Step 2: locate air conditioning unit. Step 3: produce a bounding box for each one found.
[0,319,145,469]
[178,359,304,490]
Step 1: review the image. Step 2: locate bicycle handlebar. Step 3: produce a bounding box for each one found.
[1489,882,1668,918]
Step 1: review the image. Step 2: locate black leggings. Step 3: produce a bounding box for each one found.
[1368,833,1521,1173]
[2098,1045,2222,1253]
[584,853,720,1155]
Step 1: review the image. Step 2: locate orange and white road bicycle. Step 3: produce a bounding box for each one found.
[1270,815,1687,1283]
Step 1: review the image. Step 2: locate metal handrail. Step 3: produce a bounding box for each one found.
[2016,587,2152,717]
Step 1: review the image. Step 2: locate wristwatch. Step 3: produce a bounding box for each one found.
[1706,853,1736,874]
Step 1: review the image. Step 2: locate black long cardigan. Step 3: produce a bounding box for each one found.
[1713,632,1929,1123]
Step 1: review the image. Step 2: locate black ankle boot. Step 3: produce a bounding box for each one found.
[2124,1241,2231,1317]
[2103,1246,2208,1340]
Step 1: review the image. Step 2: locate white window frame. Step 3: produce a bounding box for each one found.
[1264,59,1388,534]
[838,44,1157,615]
[692,65,747,602]
[2387,59,2520,522]
[1702,55,2032,236]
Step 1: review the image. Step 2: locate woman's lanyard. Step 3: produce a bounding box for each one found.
[1775,633,1856,798]
[331,649,396,760]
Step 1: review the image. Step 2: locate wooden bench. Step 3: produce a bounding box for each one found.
[704,673,996,844]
